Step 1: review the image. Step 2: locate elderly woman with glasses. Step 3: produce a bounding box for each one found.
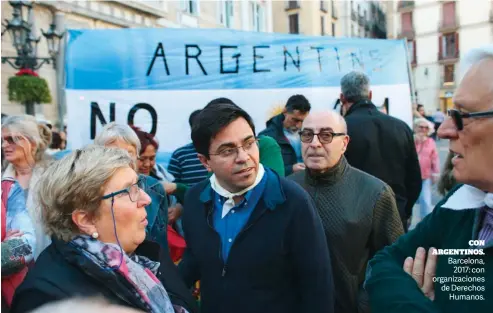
[413,118,440,222]
[365,45,493,313]
[94,123,169,252]
[11,146,198,313]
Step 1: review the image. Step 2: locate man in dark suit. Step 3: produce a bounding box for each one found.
[340,71,422,231]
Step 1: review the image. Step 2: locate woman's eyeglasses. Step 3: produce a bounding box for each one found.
[102,178,145,202]
[448,109,493,131]
[299,130,346,144]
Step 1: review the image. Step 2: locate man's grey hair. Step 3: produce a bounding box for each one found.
[340,71,370,103]
[458,44,493,83]
[94,122,141,155]
[37,145,133,241]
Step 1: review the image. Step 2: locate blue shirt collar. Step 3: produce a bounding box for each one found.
[199,168,285,210]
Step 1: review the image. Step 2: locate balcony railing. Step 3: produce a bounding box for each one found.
[438,51,459,62]
[286,1,300,10]
[439,19,459,32]
[398,29,416,40]
[398,1,415,11]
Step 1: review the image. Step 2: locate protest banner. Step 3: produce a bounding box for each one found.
[65,28,412,159]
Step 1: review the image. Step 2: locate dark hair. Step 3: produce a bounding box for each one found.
[417,104,424,110]
[207,97,235,106]
[285,94,311,113]
[192,100,255,158]
[131,126,158,155]
[50,132,62,149]
[189,109,202,128]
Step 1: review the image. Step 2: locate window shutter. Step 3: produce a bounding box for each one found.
[455,32,459,58]
[442,2,456,27]
[438,35,443,60]
[413,40,417,64]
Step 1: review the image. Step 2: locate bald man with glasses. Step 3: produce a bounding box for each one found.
[289,110,404,313]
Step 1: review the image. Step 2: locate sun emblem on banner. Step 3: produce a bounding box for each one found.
[267,102,285,121]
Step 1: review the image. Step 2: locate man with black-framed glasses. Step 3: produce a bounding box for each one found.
[289,110,403,313]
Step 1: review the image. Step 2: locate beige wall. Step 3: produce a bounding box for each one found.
[273,1,347,37]
[1,0,271,124]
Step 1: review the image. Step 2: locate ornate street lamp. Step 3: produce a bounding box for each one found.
[2,0,64,115]
[2,0,65,70]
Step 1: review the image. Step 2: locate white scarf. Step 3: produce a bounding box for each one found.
[209,164,265,218]
[442,184,493,210]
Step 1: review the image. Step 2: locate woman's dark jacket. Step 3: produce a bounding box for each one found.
[11,237,198,313]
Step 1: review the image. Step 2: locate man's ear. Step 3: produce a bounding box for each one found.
[368,90,373,100]
[341,135,350,153]
[339,93,346,104]
[197,153,212,172]
[72,210,97,236]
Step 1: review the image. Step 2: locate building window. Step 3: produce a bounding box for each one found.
[251,2,265,32]
[289,14,299,34]
[287,0,299,10]
[440,32,459,59]
[321,16,325,35]
[220,0,234,28]
[351,24,354,36]
[320,0,327,12]
[182,0,198,15]
[364,9,367,21]
[444,64,455,83]
[332,22,336,36]
[442,1,456,28]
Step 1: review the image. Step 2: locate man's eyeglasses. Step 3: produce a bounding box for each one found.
[299,130,346,144]
[102,178,145,202]
[209,139,259,159]
[448,109,493,131]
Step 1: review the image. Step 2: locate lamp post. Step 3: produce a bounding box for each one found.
[2,0,64,115]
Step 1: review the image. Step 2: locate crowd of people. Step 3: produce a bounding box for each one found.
[1,44,493,313]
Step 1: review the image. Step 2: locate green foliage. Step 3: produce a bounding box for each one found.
[7,75,52,104]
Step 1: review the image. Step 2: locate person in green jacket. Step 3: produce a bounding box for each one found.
[364,45,493,313]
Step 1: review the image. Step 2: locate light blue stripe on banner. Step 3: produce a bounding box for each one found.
[65,28,409,90]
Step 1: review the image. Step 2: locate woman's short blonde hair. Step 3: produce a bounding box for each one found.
[37,145,133,241]
[94,122,141,156]
[414,117,430,128]
[1,114,52,164]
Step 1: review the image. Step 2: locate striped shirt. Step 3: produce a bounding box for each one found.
[167,143,209,186]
